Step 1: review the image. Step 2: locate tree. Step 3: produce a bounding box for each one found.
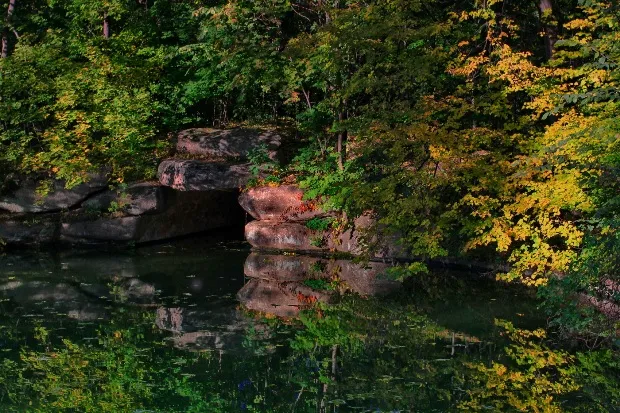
[1,0,16,58]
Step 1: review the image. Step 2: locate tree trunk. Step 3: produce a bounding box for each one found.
[336,109,347,171]
[539,0,557,59]
[1,0,16,58]
[103,12,110,39]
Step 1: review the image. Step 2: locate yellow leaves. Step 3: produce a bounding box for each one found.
[461,321,581,412]
[449,54,489,79]
[466,179,586,284]
[586,69,610,88]
[460,101,604,284]
[427,0,620,293]
[493,363,507,377]
[485,45,545,93]
[565,17,596,31]
[500,244,578,286]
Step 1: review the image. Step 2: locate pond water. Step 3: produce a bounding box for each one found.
[0,237,615,412]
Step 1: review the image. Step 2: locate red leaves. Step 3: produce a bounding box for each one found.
[296,292,318,304]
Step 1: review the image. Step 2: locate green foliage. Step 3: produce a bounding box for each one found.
[0,0,194,185]
[540,216,620,340]
[246,143,281,187]
[305,217,334,232]
[385,261,430,282]
[302,278,338,291]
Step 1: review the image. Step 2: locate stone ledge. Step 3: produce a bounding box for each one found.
[158,160,252,191]
[0,171,108,213]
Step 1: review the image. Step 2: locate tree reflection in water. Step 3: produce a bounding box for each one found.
[0,248,617,412]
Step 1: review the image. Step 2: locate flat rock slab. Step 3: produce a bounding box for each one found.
[1,187,244,246]
[0,172,108,213]
[239,185,328,221]
[177,127,281,160]
[158,160,252,191]
[82,182,171,216]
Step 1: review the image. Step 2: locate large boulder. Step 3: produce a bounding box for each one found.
[0,172,108,213]
[244,216,375,255]
[245,220,323,252]
[82,182,170,216]
[245,216,409,259]
[176,127,281,160]
[158,160,252,191]
[239,185,329,221]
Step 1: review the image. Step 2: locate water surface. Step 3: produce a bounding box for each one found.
[0,238,574,412]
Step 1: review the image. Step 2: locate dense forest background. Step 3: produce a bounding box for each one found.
[0,0,618,339]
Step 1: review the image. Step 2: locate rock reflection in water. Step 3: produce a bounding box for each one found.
[0,248,403,353]
[238,253,401,317]
[156,306,249,351]
[0,279,109,321]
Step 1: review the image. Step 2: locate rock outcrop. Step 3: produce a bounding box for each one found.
[82,182,169,216]
[245,220,321,252]
[0,126,280,247]
[239,185,329,221]
[0,216,59,245]
[158,127,283,191]
[245,217,384,255]
[240,186,408,259]
[176,127,280,160]
[1,185,244,246]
